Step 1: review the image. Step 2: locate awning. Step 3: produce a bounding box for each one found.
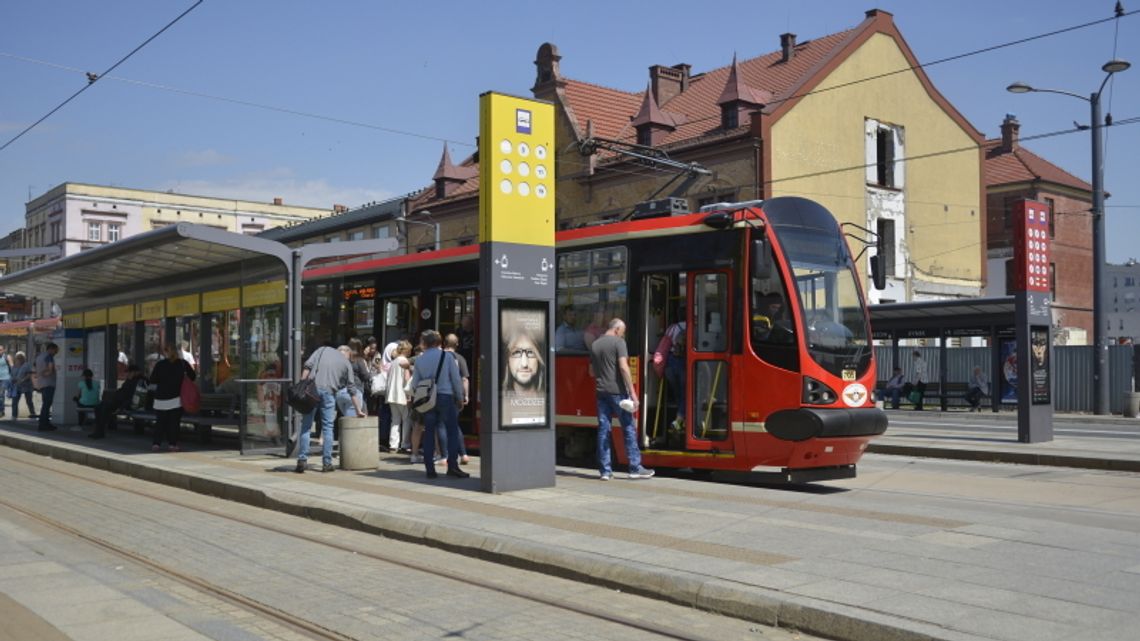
[0,223,291,312]
[870,296,1017,334]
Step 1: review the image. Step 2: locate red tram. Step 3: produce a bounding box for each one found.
[305,197,887,482]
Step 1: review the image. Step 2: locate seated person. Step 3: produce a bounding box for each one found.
[965,366,989,412]
[88,366,146,439]
[73,368,102,425]
[752,294,792,344]
[881,366,906,409]
[555,306,587,351]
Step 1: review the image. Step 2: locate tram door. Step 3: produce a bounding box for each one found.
[640,272,685,450]
[686,271,732,451]
[379,294,419,346]
[435,290,478,445]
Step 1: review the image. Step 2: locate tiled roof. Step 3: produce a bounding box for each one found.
[716,55,772,106]
[562,28,856,149]
[408,152,479,211]
[983,140,1091,192]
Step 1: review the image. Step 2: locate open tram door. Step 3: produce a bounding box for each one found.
[641,270,733,455]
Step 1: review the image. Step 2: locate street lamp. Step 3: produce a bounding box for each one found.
[1007,58,1131,415]
[398,209,440,252]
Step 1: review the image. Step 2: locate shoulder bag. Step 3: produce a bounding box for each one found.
[287,350,324,414]
[411,352,447,414]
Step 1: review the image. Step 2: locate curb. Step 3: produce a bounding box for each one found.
[0,431,975,641]
[867,442,1140,473]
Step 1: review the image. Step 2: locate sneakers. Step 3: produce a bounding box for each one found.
[409,454,424,464]
[628,467,656,479]
[294,460,306,473]
[320,464,335,473]
[426,469,438,479]
[599,473,613,481]
[446,467,470,479]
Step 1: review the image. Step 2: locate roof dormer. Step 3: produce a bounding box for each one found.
[716,54,770,130]
[632,85,676,147]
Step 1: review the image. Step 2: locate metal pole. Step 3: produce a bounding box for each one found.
[1091,91,1109,415]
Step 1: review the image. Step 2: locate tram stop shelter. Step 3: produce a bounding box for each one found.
[0,223,396,453]
[870,297,1017,413]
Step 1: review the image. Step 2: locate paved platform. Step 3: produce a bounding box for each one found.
[1,418,1138,641]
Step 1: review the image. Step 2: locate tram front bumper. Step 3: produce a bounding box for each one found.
[765,407,888,442]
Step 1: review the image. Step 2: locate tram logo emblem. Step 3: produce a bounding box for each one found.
[842,383,868,408]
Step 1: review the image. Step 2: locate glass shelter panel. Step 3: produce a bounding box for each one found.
[242,304,285,450]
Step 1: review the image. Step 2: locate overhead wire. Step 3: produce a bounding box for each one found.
[0,0,205,152]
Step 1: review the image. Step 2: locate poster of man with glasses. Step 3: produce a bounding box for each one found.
[500,302,548,428]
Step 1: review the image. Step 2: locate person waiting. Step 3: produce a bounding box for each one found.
[73,368,102,425]
[555,305,587,351]
[88,365,146,439]
[881,367,905,409]
[965,366,989,412]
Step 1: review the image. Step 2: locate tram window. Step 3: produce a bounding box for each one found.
[556,247,628,352]
[750,234,798,369]
[694,273,727,352]
[382,297,418,344]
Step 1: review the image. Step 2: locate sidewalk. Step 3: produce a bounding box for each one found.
[872,409,1140,472]
[1,419,1138,641]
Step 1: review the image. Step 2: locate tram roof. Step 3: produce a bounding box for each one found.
[0,223,291,312]
[870,296,1016,335]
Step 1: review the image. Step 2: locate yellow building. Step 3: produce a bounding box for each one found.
[403,9,985,304]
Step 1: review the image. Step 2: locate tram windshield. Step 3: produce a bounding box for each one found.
[763,199,872,378]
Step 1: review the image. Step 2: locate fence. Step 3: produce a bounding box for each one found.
[874,345,1138,414]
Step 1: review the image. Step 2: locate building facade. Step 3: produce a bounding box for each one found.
[1107,259,1140,343]
[982,115,1094,344]
[402,9,986,302]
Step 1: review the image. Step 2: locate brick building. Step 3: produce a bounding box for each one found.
[982,115,1093,344]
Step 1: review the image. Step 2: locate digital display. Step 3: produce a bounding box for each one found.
[499,300,548,429]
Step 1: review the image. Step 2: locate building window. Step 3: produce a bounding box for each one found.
[326,235,341,243]
[1044,198,1055,238]
[87,222,101,242]
[49,221,61,243]
[636,127,652,147]
[721,105,738,130]
[877,218,896,276]
[866,120,904,190]
[107,224,121,242]
[1050,262,1056,299]
[1005,258,1015,295]
[373,225,390,240]
[348,230,365,241]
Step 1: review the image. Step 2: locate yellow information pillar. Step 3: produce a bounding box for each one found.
[478,92,556,493]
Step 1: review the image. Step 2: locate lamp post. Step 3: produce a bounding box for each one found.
[398,209,440,252]
[1007,58,1131,415]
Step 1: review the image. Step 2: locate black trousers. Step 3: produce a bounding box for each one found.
[154,407,183,446]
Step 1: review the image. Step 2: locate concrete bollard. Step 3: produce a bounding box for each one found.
[1124,392,1140,419]
[338,416,379,470]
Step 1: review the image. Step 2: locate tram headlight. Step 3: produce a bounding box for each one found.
[802,376,837,405]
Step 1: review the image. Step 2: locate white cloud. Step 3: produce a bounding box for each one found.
[174,149,234,168]
[155,169,393,210]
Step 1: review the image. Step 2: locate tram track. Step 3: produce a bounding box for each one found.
[0,448,791,641]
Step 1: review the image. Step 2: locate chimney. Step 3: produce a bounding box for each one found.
[273,197,283,206]
[532,42,565,99]
[333,204,347,213]
[649,63,690,105]
[1000,114,1020,153]
[780,33,797,62]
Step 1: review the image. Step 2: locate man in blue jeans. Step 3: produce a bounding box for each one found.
[34,342,59,432]
[589,318,653,480]
[295,344,362,473]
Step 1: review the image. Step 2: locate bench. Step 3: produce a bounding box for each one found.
[877,381,976,410]
[116,393,239,443]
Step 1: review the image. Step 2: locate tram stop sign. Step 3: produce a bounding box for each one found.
[477,92,557,493]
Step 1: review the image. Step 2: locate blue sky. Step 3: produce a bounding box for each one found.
[1,1,1137,262]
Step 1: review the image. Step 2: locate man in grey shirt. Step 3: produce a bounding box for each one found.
[589,318,653,480]
[295,345,362,473]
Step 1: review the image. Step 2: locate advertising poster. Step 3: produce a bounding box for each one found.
[1000,339,1018,404]
[499,300,548,428]
[1030,327,1051,405]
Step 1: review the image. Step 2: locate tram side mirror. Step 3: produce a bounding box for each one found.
[870,255,887,290]
[752,239,772,281]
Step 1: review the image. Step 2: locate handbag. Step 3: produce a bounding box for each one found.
[287,349,325,414]
[181,376,201,414]
[411,352,447,414]
[907,390,922,404]
[370,370,388,396]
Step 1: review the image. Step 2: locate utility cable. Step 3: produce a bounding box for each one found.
[0,0,205,153]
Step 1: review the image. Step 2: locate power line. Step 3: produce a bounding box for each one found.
[0,0,205,153]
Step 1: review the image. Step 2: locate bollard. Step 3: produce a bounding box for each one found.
[338,416,379,470]
[1124,392,1140,419]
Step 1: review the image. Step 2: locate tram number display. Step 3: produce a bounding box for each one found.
[499,299,549,429]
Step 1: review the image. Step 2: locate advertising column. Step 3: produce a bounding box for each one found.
[1012,199,1053,442]
[478,92,556,493]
